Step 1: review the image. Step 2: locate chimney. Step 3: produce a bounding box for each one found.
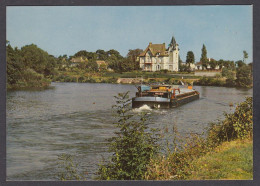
[149,42,152,46]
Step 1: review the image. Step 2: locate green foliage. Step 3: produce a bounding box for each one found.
[7,43,55,89]
[145,125,208,180]
[74,50,97,60]
[96,49,108,60]
[243,50,248,63]
[225,76,236,87]
[85,77,97,83]
[200,44,208,69]
[86,60,98,72]
[145,97,253,180]
[207,97,252,146]
[160,69,168,74]
[97,92,160,180]
[222,67,231,77]
[127,49,143,70]
[236,65,252,88]
[209,59,217,69]
[58,154,87,181]
[120,57,135,72]
[7,45,24,86]
[235,60,246,68]
[20,44,57,76]
[186,51,195,65]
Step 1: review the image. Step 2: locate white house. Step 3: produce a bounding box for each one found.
[139,36,179,72]
[193,58,220,70]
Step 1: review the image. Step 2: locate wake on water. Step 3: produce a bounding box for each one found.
[132,104,152,112]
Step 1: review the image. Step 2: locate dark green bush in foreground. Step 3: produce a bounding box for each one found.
[97,92,160,180]
[207,97,253,145]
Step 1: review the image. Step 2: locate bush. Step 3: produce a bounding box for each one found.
[97,92,160,180]
[107,77,118,83]
[85,78,97,83]
[160,69,168,74]
[64,76,72,82]
[225,77,236,87]
[207,97,253,146]
[78,76,85,83]
[236,65,252,88]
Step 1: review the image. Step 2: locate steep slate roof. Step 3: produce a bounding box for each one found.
[139,43,168,57]
[169,36,177,48]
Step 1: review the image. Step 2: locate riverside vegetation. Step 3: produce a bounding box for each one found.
[7,42,252,90]
[58,93,253,180]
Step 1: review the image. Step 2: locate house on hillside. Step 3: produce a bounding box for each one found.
[96,60,108,70]
[70,56,88,67]
[139,36,180,72]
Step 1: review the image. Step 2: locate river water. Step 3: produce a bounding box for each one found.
[6,82,252,180]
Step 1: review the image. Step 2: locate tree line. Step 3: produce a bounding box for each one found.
[57,48,143,73]
[180,44,251,71]
[6,41,143,89]
[7,41,252,89]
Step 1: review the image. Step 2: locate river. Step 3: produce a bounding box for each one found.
[6,82,252,180]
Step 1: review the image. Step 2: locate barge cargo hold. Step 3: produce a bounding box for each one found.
[132,85,199,109]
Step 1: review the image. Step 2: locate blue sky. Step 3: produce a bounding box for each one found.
[7,6,252,62]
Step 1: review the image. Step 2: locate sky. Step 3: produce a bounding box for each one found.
[7,6,252,62]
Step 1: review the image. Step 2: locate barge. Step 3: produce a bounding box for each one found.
[132,84,199,109]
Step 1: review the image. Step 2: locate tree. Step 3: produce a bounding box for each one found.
[7,44,24,86]
[86,60,98,72]
[74,50,97,60]
[186,51,195,66]
[120,57,135,72]
[7,43,52,89]
[200,44,208,70]
[235,60,246,68]
[236,65,252,87]
[96,49,108,60]
[217,59,224,69]
[107,49,123,59]
[243,50,248,63]
[20,44,57,75]
[107,54,120,72]
[127,49,143,70]
[209,59,217,70]
[74,50,89,58]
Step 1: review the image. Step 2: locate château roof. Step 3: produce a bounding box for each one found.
[139,42,168,57]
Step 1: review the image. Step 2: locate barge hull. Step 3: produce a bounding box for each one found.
[132,93,199,109]
[171,94,200,107]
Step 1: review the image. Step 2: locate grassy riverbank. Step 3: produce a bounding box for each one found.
[52,70,252,88]
[188,139,253,180]
[144,97,253,180]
